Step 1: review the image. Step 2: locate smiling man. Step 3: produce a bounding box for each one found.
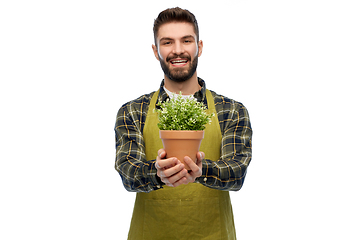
[115,7,252,240]
[154,21,202,87]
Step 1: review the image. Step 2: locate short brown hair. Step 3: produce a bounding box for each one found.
[153,7,199,45]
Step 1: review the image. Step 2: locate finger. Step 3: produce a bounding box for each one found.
[171,176,188,187]
[183,156,198,171]
[184,156,202,178]
[196,151,205,163]
[155,161,161,169]
[163,159,181,170]
[156,157,177,169]
[158,149,166,158]
[166,169,188,185]
[160,163,185,178]
[160,168,186,186]
[161,177,174,187]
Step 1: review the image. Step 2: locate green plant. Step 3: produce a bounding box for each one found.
[156,92,213,130]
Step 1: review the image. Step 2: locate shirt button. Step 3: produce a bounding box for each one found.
[203,177,207,182]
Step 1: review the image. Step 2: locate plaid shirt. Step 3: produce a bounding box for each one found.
[115,78,252,193]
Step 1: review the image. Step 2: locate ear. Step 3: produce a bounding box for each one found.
[197,40,203,57]
[152,44,160,61]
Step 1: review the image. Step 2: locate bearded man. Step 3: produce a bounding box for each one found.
[115,7,252,240]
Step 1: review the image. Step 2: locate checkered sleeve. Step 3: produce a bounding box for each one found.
[198,94,252,191]
[114,95,162,193]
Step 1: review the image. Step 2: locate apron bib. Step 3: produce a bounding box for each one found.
[127,90,236,240]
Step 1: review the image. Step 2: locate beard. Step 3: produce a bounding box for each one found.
[159,54,198,83]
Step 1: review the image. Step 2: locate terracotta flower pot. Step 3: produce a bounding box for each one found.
[159,130,204,170]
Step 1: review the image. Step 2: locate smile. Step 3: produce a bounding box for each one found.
[169,59,188,67]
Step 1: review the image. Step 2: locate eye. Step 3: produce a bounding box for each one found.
[161,41,172,45]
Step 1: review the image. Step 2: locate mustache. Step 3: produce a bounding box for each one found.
[166,54,191,62]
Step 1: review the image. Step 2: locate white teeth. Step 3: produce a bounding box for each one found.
[171,60,187,64]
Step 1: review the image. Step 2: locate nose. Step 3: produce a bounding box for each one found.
[172,41,184,55]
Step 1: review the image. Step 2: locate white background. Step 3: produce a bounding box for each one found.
[1,0,359,239]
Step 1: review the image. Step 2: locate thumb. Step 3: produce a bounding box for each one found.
[197,152,205,162]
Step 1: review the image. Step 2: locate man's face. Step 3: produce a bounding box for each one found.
[152,22,203,82]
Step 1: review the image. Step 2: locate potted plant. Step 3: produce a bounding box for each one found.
[156,92,213,170]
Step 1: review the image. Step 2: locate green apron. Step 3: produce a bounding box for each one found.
[127,89,236,240]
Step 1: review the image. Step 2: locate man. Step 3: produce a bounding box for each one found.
[115,7,252,240]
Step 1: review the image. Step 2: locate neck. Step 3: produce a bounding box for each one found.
[164,72,200,95]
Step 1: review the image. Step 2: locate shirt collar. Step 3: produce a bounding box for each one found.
[157,77,207,108]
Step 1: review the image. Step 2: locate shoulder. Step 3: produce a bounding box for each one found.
[115,91,156,126]
[208,89,248,113]
[208,90,251,133]
[117,91,156,115]
[115,91,157,131]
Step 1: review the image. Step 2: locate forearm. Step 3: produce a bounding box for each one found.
[116,156,163,193]
[197,156,250,191]
[199,99,252,191]
[114,103,163,192]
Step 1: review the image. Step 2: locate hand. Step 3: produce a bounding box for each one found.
[155,149,188,187]
[181,151,204,184]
